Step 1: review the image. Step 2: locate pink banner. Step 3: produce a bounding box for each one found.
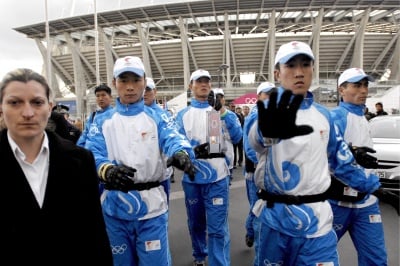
[232,93,258,105]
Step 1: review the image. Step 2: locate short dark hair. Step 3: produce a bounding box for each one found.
[94,83,112,95]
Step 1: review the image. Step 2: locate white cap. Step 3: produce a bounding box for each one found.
[274,41,315,65]
[338,68,374,87]
[190,69,211,81]
[113,56,145,78]
[256,82,276,95]
[212,88,224,96]
[146,77,155,90]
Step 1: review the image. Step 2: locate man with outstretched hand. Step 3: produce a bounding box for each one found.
[245,41,380,266]
[86,56,195,266]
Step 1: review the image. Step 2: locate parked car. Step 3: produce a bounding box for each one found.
[369,115,400,183]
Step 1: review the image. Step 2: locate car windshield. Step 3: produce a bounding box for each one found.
[370,117,400,139]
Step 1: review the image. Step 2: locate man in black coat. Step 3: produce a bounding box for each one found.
[49,104,81,143]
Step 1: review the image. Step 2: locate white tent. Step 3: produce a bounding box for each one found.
[166,92,188,115]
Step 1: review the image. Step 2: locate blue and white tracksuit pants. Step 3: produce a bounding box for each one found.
[254,221,339,266]
[331,201,387,266]
[182,177,230,266]
[103,211,171,266]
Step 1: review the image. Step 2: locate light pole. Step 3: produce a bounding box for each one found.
[217,64,230,88]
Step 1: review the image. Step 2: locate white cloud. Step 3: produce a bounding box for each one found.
[0,0,167,80]
[0,0,124,79]
[0,1,45,78]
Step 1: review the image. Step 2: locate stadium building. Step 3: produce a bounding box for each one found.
[14,0,400,117]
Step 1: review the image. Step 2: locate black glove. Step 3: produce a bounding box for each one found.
[373,187,400,215]
[101,164,137,192]
[208,90,223,111]
[245,156,256,173]
[256,90,313,139]
[348,143,378,169]
[194,143,210,159]
[167,151,196,181]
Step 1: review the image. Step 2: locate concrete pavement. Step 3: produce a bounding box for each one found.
[168,167,400,266]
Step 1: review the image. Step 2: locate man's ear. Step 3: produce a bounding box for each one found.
[338,86,345,97]
[274,69,280,82]
[48,102,53,118]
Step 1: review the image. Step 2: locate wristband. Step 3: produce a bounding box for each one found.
[98,163,112,181]
[177,150,189,156]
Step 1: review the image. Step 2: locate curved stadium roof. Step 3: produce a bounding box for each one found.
[14,0,400,113]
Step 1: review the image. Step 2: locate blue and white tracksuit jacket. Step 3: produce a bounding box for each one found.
[77,105,114,147]
[330,102,387,266]
[243,106,258,165]
[147,101,176,201]
[242,106,259,241]
[86,98,193,266]
[175,99,242,266]
[245,88,379,266]
[77,105,114,194]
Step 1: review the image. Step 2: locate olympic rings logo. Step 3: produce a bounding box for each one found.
[262,259,283,266]
[188,198,198,205]
[111,244,128,254]
[332,223,343,231]
[245,97,257,104]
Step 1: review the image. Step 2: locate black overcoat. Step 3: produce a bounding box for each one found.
[0,129,113,266]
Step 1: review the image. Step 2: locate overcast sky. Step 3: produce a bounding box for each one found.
[0,0,166,79]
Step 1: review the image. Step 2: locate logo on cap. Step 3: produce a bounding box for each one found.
[113,56,145,78]
[337,67,374,87]
[190,69,211,82]
[274,41,315,65]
